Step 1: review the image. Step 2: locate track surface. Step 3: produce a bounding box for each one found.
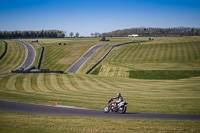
[15,41,36,70]
[66,43,114,73]
[0,100,199,121]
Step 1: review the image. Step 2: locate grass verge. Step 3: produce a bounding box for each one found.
[0,112,200,133]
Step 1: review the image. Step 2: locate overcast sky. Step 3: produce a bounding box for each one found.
[0,0,200,36]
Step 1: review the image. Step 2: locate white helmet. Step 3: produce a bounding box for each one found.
[117,93,121,98]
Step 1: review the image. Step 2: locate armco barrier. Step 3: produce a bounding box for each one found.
[11,69,63,74]
[85,41,146,74]
[0,41,7,60]
[37,46,44,69]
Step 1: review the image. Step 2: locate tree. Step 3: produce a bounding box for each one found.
[75,32,79,38]
[70,32,74,37]
[90,33,94,37]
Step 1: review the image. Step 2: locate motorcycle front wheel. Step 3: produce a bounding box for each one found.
[118,106,126,114]
[103,105,110,113]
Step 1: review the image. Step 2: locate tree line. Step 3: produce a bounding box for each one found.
[0,30,65,38]
[102,27,200,37]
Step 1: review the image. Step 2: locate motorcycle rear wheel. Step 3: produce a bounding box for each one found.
[118,106,126,114]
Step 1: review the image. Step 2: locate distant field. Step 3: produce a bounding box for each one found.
[0,73,200,114]
[92,37,200,79]
[0,40,26,72]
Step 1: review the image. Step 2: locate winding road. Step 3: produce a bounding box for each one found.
[0,100,199,121]
[15,41,36,70]
[66,43,115,73]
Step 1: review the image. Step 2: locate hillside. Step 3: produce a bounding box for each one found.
[91,37,200,79]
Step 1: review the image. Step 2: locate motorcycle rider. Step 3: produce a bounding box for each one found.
[111,93,123,108]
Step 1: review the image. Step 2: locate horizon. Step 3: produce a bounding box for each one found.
[0,0,200,36]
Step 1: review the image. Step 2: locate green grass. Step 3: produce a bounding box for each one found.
[92,37,200,78]
[0,41,6,58]
[20,37,148,72]
[0,73,200,114]
[0,40,26,72]
[0,112,200,133]
[129,70,200,79]
[19,38,135,71]
[0,37,200,132]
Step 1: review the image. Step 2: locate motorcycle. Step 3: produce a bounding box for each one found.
[103,99,128,114]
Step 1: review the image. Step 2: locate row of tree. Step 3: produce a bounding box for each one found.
[0,30,65,38]
[68,32,80,38]
[102,27,200,37]
[90,32,101,37]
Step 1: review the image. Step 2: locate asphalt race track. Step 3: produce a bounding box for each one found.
[0,100,199,121]
[66,43,114,73]
[15,41,36,70]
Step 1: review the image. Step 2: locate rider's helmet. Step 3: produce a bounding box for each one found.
[117,93,121,98]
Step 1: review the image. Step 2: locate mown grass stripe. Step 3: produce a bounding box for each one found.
[61,74,78,91]
[57,74,70,91]
[37,74,51,92]
[0,76,10,90]
[140,44,151,62]
[23,74,34,92]
[93,76,117,90]
[193,43,200,59]
[74,75,91,90]
[10,42,21,69]
[3,42,20,71]
[44,74,58,92]
[15,75,25,92]
[31,74,42,92]
[50,73,64,92]
[78,75,103,90]
[6,74,20,90]
[0,42,14,71]
[67,74,84,90]
[84,75,111,90]
[132,45,143,62]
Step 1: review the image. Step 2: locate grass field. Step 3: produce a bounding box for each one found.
[20,37,137,71]
[0,37,200,132]
[92,37,200,79]
[0,41,6,58]
[0,112,200,133]
[0,73,200,114]
[0,40,26,72]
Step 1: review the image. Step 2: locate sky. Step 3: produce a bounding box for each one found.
[0,0,200,36]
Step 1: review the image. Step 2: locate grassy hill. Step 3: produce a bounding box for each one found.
[21,37,136,71]
[0,37,200,132]
[91,37,200,79]
[0,73,200,114]
[0,40,26,72]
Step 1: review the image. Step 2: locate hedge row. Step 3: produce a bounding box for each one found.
[129,70,200,79]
